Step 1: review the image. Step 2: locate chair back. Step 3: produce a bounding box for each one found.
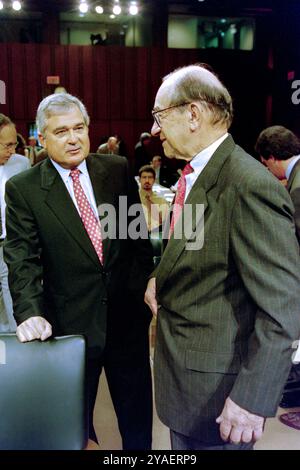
[0,334,88,450]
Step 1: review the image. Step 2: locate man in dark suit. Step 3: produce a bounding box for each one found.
[151,155,178,188]
[255,125,300,418]
[4,93,153,449]
[255,125,300,241]
[144,64,300,450]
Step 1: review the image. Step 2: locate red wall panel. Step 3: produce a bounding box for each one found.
[0,43,268,158]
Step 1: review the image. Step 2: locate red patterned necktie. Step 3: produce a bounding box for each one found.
[70,168,104,265]
[169,162,193,237]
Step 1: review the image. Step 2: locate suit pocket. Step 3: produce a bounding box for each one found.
[185,349,241,375]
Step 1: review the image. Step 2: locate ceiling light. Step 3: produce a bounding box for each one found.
[129,3,138,15]
[110,14,116,19]
[12,1,22,11]
[79,2,89,13]
[113,5,121,15]
[0,1,3,9]
[95,5,103,14]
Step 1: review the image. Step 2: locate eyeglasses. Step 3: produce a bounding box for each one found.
[0,142,17,151]
[152,102,190,128]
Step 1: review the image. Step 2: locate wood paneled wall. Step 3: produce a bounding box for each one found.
[0,44,269,160]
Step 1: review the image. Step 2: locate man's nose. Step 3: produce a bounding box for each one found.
[67,129,78,143]
[151,121,160,136]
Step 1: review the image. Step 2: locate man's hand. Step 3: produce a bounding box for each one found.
[144,277,158,317]
[216,397,265,445]
[16,316,52,343]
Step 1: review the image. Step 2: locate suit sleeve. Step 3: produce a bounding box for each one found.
[229,173,300,416]
[4,178,44,324]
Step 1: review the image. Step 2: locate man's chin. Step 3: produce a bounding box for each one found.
[0,157,11,164]
[163,151,176,160]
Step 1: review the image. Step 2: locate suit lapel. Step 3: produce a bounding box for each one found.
[156,134,235,293]
[41,159,101,268]
[86,156,114,267]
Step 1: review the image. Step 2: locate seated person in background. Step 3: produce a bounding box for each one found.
[151,156,162,183]
[16,133,29,159]
[26,136,42,166]
[97,136,119,155]
[134,132,152,175]
[138,165,169,232]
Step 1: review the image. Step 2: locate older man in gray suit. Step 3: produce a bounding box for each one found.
[145,64,300,450]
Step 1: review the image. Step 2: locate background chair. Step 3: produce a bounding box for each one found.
[0,334,88,450]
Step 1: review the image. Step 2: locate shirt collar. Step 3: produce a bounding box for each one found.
[286,155,300,180]
[50,158,88,183]
[189,132,229,175]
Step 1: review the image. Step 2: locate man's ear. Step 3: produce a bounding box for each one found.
[189,103,201,131]
[38,133,46,149]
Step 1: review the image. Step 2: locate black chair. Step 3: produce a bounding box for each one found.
[0,334,88,450]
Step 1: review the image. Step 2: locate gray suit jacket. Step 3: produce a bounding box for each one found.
[154,135,300,444]
[287,158,300,242]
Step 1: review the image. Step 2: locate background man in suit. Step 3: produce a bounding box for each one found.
[145,64,300,450]
[0,114,30,332]
[151,155,177,188]
[4,93,153,449]
[255,125,300,421]
[255,125,300,241]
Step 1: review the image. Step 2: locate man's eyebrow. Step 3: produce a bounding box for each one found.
[52,122,85,133]
[152,106,160,113]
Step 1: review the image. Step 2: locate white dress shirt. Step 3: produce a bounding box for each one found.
[183,133,228,202]
[286,154,300,180]
[51,159,99,219]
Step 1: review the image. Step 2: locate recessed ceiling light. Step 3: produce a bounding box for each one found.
[113,5,121,15]
[79,2,89,13]
[129,4,138,15]
[12,1,22,11]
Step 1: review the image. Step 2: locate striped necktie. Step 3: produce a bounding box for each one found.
[169,162,193,237]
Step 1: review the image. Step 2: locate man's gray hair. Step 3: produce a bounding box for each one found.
[163,64,233,128]
[36,93,90,135]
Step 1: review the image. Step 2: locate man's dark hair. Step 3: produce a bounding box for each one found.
[255,125,300,161]
[138,165,156,178]
[0,114,14,132]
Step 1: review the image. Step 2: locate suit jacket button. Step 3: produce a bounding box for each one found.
[101,298,108,305]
